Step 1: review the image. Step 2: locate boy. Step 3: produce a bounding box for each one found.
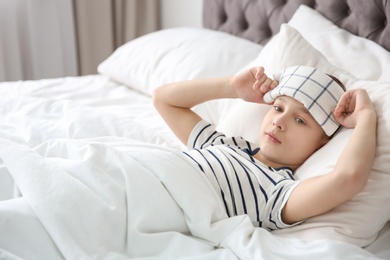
[153,65,377,230]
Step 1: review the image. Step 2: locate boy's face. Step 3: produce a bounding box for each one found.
[258,96,329,170]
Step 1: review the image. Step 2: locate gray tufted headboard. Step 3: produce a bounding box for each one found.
[203,0,390,52]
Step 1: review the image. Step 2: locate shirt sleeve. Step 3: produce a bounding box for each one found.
[263,178,304,230]
[187,120,257,151]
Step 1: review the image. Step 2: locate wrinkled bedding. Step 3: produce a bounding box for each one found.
[0,75,386,259]
[0,137,377,259]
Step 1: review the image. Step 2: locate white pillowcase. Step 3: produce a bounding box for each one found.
[288,5,390,81]
[98,27,262,96]
[379,63,390,82]
[216,24,390,247]
[283,79,390,247]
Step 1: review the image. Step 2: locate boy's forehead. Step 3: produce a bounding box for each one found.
[276,96,306,108]
[276,96,313,116]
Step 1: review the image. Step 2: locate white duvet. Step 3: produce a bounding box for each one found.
[0,76,383,259]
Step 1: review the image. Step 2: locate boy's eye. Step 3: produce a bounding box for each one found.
[295,118,306,125]
[274,105,282,112]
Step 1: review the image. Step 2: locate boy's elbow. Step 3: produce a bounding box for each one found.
[152,85,166,109]
[340,169,369,197]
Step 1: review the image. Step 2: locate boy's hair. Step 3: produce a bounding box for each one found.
[326,74,346,138]
[327,74,346,91]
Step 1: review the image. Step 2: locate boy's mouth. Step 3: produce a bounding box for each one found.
[265,132,281,144]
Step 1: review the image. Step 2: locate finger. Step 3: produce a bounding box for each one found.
[260,78,273,92]
[334,91,356,118]
[255,67,265,80]
[258,73,268,85]
[333,101,345,117]
[253,80,261,90]
[335,92,350,111]
[270,80,278,89]
[332,107,345,122]
[250,67,260,80]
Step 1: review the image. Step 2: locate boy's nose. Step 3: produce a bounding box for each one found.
[273,115,285,130]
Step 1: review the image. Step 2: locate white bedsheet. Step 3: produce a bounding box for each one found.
[0,75,388,259]
[0,75,180,201]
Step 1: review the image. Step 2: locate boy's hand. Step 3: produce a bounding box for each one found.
[231,67,278,103]
[333,89,376,128]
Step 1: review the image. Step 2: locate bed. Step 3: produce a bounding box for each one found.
[1,0,390,259]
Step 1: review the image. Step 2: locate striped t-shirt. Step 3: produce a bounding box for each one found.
[183,120,301,231]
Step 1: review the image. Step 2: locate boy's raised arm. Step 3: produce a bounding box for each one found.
[152,67,277,145]
[153,77,234,145]
[282,89,377,224]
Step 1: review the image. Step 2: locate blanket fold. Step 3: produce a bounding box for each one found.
[0,138,237,259]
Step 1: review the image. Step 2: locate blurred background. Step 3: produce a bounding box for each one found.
[0,0,203,82]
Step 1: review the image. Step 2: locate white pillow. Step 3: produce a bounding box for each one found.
[288,5,390,81]
[217,24,356,143]
[280,79,390,247]
[98,27,262,96]
[379,63,390,82]
[216,24,390,247]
